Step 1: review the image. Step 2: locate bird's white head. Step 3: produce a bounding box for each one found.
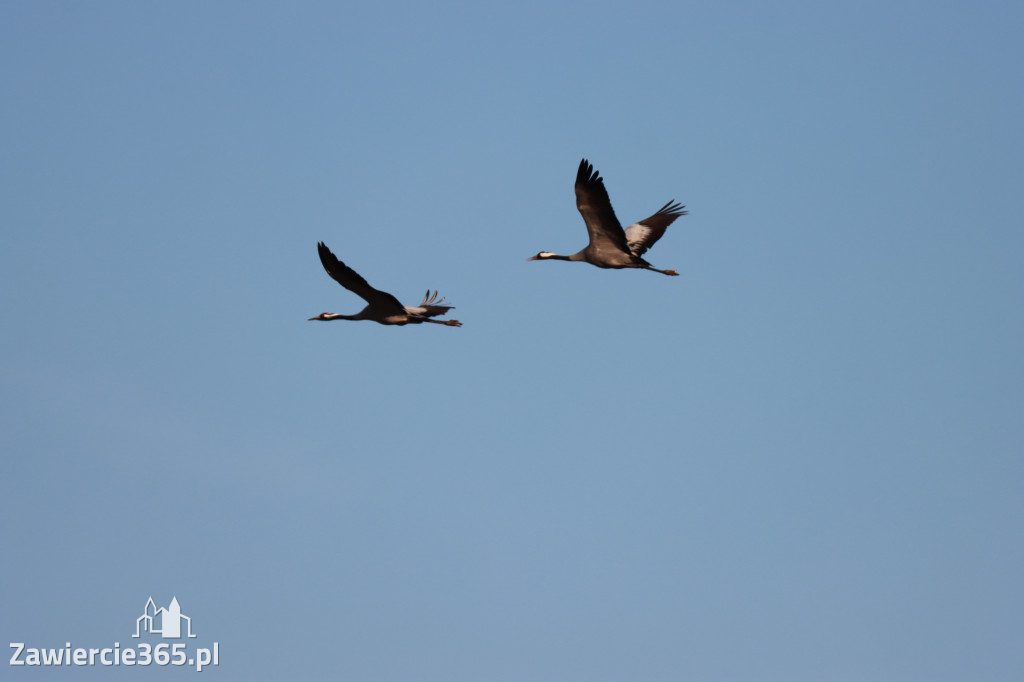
[527,251,558,261]
[308,312,341,321]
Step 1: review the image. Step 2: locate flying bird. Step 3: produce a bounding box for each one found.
[309,242,462,327]
[528,158,686,275]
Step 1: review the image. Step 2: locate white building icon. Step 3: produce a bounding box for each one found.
[133,597,196,639]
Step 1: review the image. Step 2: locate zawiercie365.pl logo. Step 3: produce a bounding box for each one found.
[10,596,219,672]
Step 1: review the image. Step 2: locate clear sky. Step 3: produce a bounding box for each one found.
[2,2,1022,680]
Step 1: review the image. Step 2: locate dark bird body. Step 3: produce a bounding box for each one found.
[309,242,462,327]
[529,158,686,275]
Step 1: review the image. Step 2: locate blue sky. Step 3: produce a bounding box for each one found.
[2,2,1022,680]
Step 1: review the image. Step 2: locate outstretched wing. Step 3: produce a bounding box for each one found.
[625,201,687,257]
[316,242,405,314]
[574,159,630,255]
[403,290,457,319]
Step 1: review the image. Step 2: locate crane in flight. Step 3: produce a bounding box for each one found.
[529,158,686,276]
[309,242,462,327]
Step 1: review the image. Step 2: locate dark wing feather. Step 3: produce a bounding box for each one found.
[316,242,405,314]
[625,201,687,257]
[574,159,630,255]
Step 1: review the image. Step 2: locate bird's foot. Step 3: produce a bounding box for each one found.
[662,269,679,276]
[445,320,463,327]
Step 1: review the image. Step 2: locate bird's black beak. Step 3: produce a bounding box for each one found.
[308,316,320,321]
[526,255,540,261]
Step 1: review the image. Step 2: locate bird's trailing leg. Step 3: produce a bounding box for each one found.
[651,268,679,276]
[424,318,462,327]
